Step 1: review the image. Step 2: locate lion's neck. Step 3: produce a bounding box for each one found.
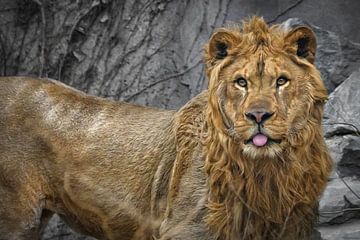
[203,127,329,240]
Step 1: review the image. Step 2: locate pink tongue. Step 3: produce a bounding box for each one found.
[252,134,268,147]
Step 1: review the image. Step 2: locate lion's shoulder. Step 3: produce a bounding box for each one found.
[165,91,208,207]
[173,91,208,143]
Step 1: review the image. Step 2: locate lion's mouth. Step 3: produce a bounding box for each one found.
[245,133,281,147]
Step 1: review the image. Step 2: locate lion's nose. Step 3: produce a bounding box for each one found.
[245,110,274,124]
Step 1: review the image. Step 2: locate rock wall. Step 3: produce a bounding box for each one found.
[320,69,360,239]
[0,0,359,239]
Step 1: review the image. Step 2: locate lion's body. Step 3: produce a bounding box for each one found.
[0,17,332,240]
[0,77,178,239]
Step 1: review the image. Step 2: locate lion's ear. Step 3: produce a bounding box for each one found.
[206,29,240,62]
[284,26,316,64]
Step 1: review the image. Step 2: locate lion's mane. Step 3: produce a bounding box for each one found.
[202,18,332,240]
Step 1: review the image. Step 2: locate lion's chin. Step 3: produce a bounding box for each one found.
[242,143,283,159]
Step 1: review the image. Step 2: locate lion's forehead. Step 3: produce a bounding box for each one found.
[227,53,291,83]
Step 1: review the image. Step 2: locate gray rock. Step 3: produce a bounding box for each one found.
[323,68,360,137]
[338,136,360,178]
[325,136,347,165]
[41,215,96,240]
[318,219,360,240]
[319,177,360,225]
[325,135,360,178]
[319,66,360,240]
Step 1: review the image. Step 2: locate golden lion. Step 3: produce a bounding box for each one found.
[0,17,331,240]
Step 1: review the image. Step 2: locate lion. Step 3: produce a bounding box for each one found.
[0,17,331,240]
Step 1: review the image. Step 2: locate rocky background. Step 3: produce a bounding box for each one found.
[0,0,359,239]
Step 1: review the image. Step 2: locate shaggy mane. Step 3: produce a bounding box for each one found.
[203,17,331,240]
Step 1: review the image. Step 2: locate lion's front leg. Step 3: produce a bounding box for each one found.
[0,161,53,240]
[0,191,50,240]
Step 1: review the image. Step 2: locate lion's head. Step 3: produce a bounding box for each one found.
[203,17,332,239]
[204,17,327,160]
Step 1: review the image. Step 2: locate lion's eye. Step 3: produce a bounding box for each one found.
[276,76,289,87]
[235,77,247,88]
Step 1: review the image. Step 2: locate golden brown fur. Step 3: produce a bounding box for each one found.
[0,17,331,240]
[202,18,331,239]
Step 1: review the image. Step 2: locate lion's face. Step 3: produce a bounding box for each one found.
[219,53,314,158]
[205,19,328,159]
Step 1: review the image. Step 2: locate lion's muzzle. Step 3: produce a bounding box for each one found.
[245,110,274,124]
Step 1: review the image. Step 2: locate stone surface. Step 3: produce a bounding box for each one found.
[227,0,360,44]
[41,215,96,240]
[325,135,360,178]
[318,220,360,240]
[338,136,360,178]
[320,68,360,240]
[323,69,360,136]
[319,177,360,225]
